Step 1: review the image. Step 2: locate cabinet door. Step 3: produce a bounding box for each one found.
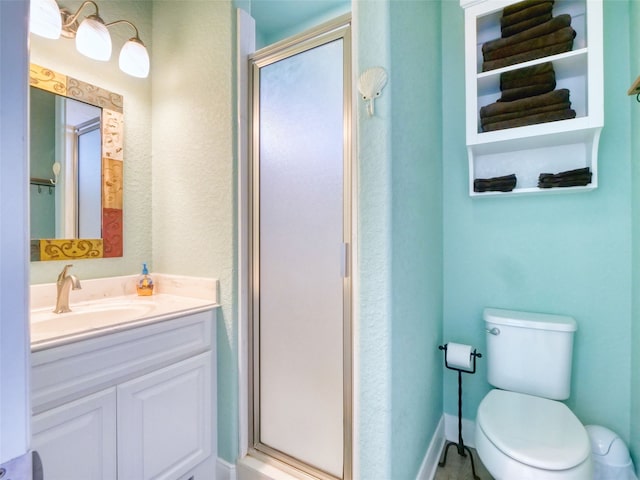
[117,352,212,480]
[32,388,117,480]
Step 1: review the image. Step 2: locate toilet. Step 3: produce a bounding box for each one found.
[475,308,593,479]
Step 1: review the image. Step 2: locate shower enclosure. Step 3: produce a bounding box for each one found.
[248,17,352,480]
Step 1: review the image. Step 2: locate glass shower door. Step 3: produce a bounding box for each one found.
[251,24,351,480]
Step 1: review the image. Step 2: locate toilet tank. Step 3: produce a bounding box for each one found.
[484,308,577,400]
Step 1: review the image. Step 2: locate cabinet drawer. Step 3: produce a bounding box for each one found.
[32,310,214,412]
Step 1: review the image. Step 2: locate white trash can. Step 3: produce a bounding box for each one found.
[586,425,638,480]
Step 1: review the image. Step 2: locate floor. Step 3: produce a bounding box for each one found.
[434,444,494,480]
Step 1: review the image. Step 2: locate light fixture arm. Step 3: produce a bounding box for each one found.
[105,19,142,42]
[60,0,101,38]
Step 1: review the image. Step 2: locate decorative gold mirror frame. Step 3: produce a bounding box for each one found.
[29,63,123,261]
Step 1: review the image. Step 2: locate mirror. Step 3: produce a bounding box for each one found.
[29,64,124,261]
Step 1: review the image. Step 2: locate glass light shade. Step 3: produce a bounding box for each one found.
[119,38,150,78]
[30,0,62,39]
[75,15,112,61]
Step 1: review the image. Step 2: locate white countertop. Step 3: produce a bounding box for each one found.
[30,274,219,351]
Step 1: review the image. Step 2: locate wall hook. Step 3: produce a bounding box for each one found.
[358,67,388,116]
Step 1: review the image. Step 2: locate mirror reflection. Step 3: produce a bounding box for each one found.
[29,63,124,262]
[30,87,102,240]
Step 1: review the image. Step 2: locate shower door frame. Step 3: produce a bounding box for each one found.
[247,15,353,480]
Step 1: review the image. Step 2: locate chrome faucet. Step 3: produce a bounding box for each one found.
[54,264,81,314]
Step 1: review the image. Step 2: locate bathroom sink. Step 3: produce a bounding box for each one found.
[32,300,156,324]
[31,300,157,344]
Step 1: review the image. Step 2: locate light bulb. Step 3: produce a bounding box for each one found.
[119,38,150,78]
[30,0,62,39]
[75,15,112,61]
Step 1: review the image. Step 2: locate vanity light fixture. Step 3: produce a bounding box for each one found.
[29,0,150,78]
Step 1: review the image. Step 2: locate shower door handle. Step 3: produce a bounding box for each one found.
[340,242,350,278]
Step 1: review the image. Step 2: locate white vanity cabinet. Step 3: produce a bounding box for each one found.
[32,388,117,479]
[31,309,216,480]
[461,0,603,196]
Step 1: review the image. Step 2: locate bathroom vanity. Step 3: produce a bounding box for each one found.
[29,274,219,480]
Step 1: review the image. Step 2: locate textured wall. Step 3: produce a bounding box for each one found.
[389,1,443,478]
[630,0,640,471]
[354,1,393,477]
[29,0,153,283]
[442,0,633,444]
[151,0,237,463]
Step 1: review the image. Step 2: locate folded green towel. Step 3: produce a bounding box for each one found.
[484,26,576,62]
[498,81,556,102]
[483,15,572,55]
[481,102,571,126]
[501,1,554,29]
[501,70,556,90]
[500,62,554,83]
[502,13,553,38]
[474,174,517,192]
[480,88,570,117]
[503,0,555,18]
[482,108,576,132]
[482,40,574,72]
[538,168,592,188]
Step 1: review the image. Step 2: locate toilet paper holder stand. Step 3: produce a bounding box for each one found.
[437,343,482,480]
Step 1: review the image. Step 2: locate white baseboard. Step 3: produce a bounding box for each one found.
[444,413,476,448]
[217,457,237,480]
[415,414,478,480]
[416,416,445,480]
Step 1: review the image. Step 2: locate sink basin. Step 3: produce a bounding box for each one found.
[31,300,157,344]
[32,301,156,325]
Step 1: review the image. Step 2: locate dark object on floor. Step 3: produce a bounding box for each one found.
[538,167,592,188]
[474,174,517,192]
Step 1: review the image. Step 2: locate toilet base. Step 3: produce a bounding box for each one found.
[476,423,593,480]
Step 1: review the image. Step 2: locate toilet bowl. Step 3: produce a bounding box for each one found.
[477,308,592,479]
[476,389,592,479]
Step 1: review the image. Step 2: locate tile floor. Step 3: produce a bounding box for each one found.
[433,445,494,480]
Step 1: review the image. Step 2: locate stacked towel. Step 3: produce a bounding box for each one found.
[474,173,517,193]
[482,0,576,72]
[480,64,576,132]
[538,167,591,188]
[501,0,554,38]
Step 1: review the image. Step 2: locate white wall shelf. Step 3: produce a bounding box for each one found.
[461,0,603,197]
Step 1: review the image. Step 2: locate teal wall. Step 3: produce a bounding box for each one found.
[356,0,444,477]
[442,0,634,449]
[630,0,640,472]
[355,2,394,476]
[389,0,443,478]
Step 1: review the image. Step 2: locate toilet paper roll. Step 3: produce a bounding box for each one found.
[446,342,474,370]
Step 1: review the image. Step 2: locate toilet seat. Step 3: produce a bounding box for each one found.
[477,390,591,471]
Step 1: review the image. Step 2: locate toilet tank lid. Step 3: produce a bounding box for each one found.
[483,308,577,332]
